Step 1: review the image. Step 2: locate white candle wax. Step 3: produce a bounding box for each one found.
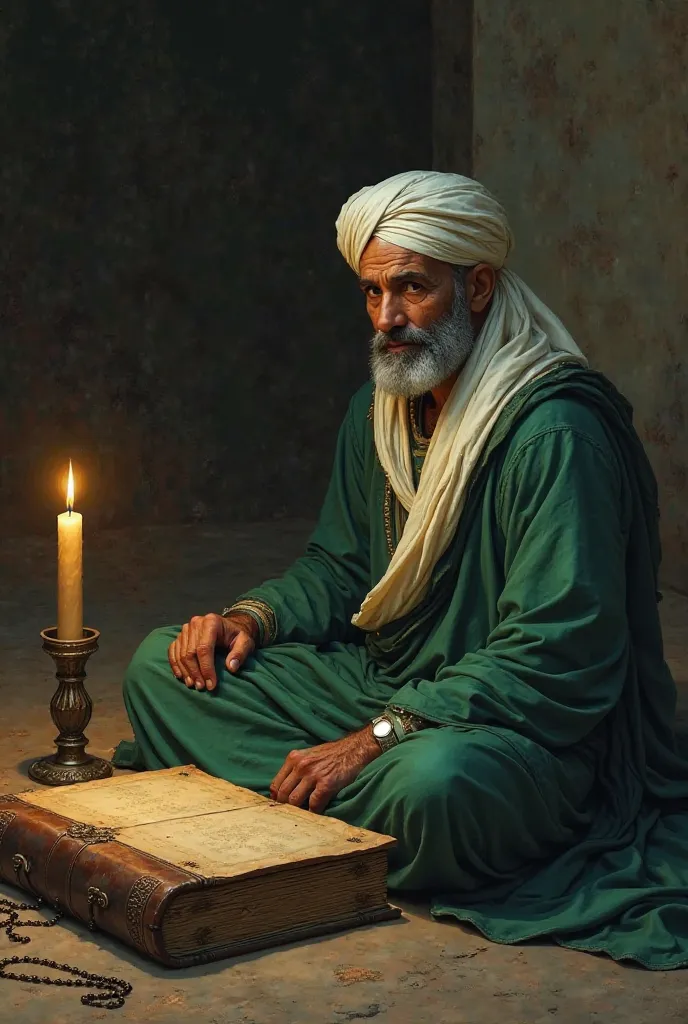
[57,463,83,640]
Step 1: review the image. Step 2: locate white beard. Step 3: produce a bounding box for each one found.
[369,278,476,398]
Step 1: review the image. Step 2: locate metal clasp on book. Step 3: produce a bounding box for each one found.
[11,852,43,903]
[12,853,31,882]
[87,886,109,931]
[66,823,116,844]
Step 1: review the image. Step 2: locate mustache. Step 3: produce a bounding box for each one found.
[387,325,426,343]
[372,327,428,352]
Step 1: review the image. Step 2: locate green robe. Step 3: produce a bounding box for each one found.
[114,365,688,970]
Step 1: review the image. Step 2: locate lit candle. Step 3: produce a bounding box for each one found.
[57,461,83,641]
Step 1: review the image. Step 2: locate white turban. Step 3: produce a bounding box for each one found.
[335,171,587,632]
[336,170,513,273]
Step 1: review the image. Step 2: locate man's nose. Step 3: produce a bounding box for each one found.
[375,295,407,334]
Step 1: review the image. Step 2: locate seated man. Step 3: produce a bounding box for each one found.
[114,171,688,970]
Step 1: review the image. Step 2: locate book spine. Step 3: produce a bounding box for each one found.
[0,795,197,965]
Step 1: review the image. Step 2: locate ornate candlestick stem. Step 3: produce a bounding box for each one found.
[28,627,113,786]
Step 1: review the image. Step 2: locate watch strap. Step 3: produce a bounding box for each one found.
[387,707,428,740]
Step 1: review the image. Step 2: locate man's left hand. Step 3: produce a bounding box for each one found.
[270,727,381,814]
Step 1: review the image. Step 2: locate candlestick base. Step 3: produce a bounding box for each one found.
[28,627,113,787]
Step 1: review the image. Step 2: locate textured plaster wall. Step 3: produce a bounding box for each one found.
[1,0,432,535]
[465,1,688,590]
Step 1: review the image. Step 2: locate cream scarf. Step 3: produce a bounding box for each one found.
[335,171,587,632]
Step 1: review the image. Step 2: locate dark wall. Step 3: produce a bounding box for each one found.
[2,0,432,535]
[431,0,473,174]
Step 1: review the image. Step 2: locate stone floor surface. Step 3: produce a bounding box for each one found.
[1,522,688,1024]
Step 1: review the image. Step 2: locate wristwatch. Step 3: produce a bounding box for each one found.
[371,709,427,753]
[371,714,398,753]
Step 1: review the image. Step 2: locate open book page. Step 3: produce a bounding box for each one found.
[19,765,394,875]
[18,765,263,828]
[116,801,392,876]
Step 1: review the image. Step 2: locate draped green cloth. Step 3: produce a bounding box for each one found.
[114,365,688,969]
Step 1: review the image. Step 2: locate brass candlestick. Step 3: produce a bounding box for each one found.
[28,627,113,786]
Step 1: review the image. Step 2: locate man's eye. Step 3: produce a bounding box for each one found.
[365,287,382,298]
[405,282,423,293]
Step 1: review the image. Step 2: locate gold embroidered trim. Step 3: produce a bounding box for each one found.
[409,396,430,449]
[383,477,395,558]
[367,390,375,423]
[224,599,278,647]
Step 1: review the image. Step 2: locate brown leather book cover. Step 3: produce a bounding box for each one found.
[0,766,400,967]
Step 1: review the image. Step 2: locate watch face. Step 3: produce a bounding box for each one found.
[373,719,393,739]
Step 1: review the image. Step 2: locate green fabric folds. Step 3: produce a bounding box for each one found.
[115,366,688,969]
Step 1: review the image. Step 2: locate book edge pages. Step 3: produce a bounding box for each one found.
[158,904,403,968]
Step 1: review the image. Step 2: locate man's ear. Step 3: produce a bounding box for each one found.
[466,264,497,313]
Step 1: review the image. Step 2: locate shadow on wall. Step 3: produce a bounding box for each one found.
[1,0,434,536]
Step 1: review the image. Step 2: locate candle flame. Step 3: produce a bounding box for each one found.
[66,460,75,513]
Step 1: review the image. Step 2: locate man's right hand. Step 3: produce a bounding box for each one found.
[168,612,259,692]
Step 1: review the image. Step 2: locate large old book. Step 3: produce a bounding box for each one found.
[0,766,400,967]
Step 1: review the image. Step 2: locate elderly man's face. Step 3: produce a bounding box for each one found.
[359,238,477,398]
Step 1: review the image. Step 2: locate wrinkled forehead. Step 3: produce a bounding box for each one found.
[358,237,453,283]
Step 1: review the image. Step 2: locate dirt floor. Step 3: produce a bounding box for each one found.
[1,522,688,1024]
